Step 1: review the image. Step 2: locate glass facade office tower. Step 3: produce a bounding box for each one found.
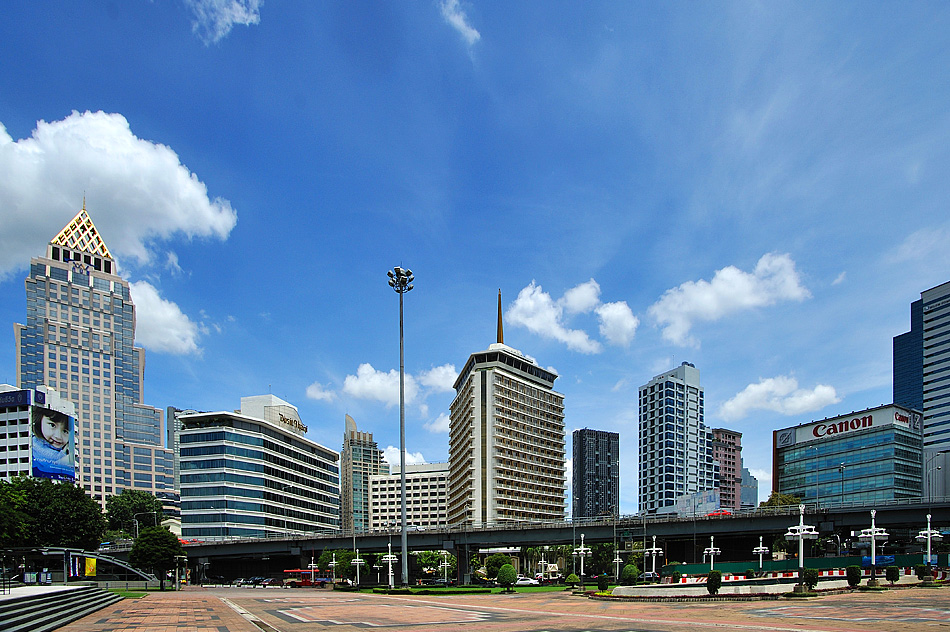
[448,300,565,526]
[894,298,924,412]
[711,428,742,512]
[571,428,619,519]
[341,414,388,532]
[13,206,173,508]
[773,404,922,504]
[740,467,759,508]
[638,362,717,514]
[178,395,340,538]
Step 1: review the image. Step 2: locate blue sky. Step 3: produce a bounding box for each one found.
[2,1,949,513]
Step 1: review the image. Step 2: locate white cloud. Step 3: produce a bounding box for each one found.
[342,363,418,407]
[718,375,841,421]
[0,111,237,280]
[507,281,603,353]
[595,301,639,347]
[165,251,183,276]
[440,0,480,47]
[382,446,428,468]
[129,281,200,355]
[562,279,601,314]
[887,226,950,264]
[305,381,336,402]
[648,253,810,346]
[417,364,458,392]
[424,413,450,434]
[185,0,262,45]
[832,271,846,286]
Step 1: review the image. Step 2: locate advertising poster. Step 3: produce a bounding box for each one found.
[31,405,76,482]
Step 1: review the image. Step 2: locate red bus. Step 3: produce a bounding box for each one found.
[283,569,332,588]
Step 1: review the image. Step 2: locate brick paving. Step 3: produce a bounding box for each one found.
[59,585,950,632]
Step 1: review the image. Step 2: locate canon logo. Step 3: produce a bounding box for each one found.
[812,415,873,437]
[895,412,909,423]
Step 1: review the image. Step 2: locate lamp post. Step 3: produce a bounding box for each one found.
[916,513,942,567]
[383,542,398,590]
[573,533,591,590]
[440,550,451,584]
[329,553,336,584]
[784,504,818,584]
[133,511,157,538]
[388,265,413,586]
[703,536,721,572]
[351,549,364,587]
[858,509,888,586]
[644,535,663,575]
[752,536,770,571]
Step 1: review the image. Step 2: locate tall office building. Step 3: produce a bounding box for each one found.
[447,292,566,526]
[13,205,173,507]
[369,462,449,531]
[711,428,742,512]
[340,414,388,532]
[178,394,340,537]
[571,428,619,519]
[894,280,950,497]
[740,466,759,509]
[638,362,717,514]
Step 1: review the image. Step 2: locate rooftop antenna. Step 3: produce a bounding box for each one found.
[497,289,504,344]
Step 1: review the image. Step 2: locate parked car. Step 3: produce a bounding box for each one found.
[231,578,247,586]
[429,578,456,587]
[706,510,732,517]
[515,576,539,586]
[639,572,660,582]
[261,577,284,587]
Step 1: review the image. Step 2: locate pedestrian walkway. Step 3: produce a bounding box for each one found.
[58,588,260,632]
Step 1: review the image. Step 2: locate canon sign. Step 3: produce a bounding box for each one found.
[812,415,872,438]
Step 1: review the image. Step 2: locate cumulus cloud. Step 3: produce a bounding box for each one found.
[718,375,840,421]
[382,446,428,468]
[440,0,480,47]
[185,0,261,45]
[305,381,336,402]
[595,301,639,347]
[424,413,450,434]
[342,363,418,407]
[129,281,200,355]
[0,111,236,280]
[648,253,810,346]
[417,364,458,392]
[507,280,638,353]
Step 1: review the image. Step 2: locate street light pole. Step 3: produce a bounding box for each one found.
[388,266,414,586]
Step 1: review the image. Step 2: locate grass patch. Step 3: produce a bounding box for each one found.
[108,589,148,599]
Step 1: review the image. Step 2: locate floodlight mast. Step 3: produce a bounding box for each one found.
[388,266,414,586]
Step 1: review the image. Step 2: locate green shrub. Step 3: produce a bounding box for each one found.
[745,568,757,579]
[566,573,579,588]
[916,564,930,581]
[597,574,609,591]
[496,564,517,591]
[666,568,682,583]
[846,565,862,588]
[620,564,639,585]
[802,568,819,590]
[885,565,900,584]
[706,570,721,595]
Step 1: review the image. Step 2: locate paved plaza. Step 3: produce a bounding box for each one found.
[58,585,950,632]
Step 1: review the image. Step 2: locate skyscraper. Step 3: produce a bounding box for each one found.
[447,292,566,526]
[638,362,717,514]
[341,414,388,532]
[13,205,173,508]
[711,428,742,512]
[740,466,759,508]
[572,428,619,519]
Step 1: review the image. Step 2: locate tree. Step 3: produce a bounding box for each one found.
[484,553,512,579]
[589,542,615,576]
[497,564,517,592]
[759,492,801,507]
[846,565,862,587]
[706,570,722,595]
[129,526,184,590]
[885,565,900,584]
[802,568,819,590]
[106,489,164,536]
[620,563,639,585]
[1,478,105,549]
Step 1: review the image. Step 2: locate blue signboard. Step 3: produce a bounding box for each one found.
[861,555,895,568]
[0,389,31,407]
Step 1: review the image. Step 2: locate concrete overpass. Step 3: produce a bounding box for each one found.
[128,498,950,582]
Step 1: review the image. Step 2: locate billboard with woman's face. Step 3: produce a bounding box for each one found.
[31,406,76,482]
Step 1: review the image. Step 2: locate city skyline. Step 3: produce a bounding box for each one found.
[2,3,950,514]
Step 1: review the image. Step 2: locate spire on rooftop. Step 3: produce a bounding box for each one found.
[497,289,504,344]
[51,203,112,259]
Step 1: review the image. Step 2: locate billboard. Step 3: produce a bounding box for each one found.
[31,405,76,482]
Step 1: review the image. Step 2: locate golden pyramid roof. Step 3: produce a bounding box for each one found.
[51,201,112,259]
